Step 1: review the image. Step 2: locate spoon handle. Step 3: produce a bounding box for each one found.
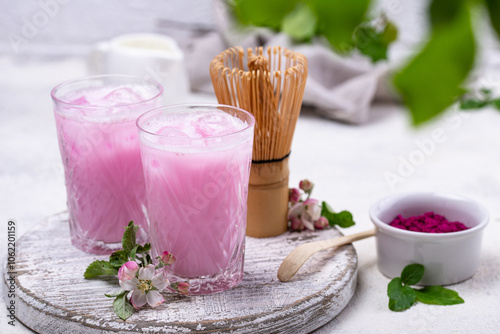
[277,229,376,282]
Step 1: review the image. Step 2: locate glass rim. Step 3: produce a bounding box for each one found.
[136,103,255,141]
[51,74,164,109]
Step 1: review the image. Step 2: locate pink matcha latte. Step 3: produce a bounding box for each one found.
[137,104,254,295]
[52,75,162,254]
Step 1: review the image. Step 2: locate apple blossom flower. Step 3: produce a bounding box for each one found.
[288,188,302,205]
[119,264,168,309]
[304,198,321,221]
[161,251,176,266]
[299,179,314,193]
[314,216,329,230]
[118,261,139,281]
[288,198,322,231]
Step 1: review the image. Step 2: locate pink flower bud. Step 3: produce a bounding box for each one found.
[288,188,301,204]
[290,216,304,231]
[118,261,139,281]
[161,251,176,266]
[314,216,329,230]
[299,179,314,193]
[176,282,190,295]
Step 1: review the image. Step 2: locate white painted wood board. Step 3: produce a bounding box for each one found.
[3,212,357,333]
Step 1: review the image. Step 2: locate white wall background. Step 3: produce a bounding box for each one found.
[0,0,217,56]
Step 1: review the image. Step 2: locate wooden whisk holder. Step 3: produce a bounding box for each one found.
[210,46,308,238]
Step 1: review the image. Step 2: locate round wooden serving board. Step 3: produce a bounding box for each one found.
[3,212,357,333]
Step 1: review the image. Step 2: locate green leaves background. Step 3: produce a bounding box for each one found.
[233,0,390,60]
[394,0,475,124]
[232,0,500,125]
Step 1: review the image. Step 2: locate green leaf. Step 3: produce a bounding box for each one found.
[353,18,398,63]
[321,202,356,228]
[354,26,389,62]
[321,201,335,221]
[130,245,139,261]
[309,0,371,52]
[492,98,500,110]
[136,243,151,254]
[387,277,417,311]
[459,98,489,110]
[144,253,153,266]
[233,0,298,30]
[122,221,138,255]
[459,87,494,110]
[429,0,461,27]
[381,21,398,44]
[393,0,475,124]
[480,87,492,96]
[321,201,334,216]
[84,260,118,278]
[485,0,500,39]
[113,291,135,321]
[110,250,129,268]
[415,286,465,305]
[105,289,125,298]
[321,201,337,226]
[282,2,317,41]
[400,264,425,285]
[331,210,356,228]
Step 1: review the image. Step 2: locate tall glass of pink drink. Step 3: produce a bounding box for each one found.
[51,75,163,254]
[137,104,255,295]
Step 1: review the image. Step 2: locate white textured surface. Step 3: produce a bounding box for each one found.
[3,213,357,333]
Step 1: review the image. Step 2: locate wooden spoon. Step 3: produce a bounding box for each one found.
[277,229,376,282]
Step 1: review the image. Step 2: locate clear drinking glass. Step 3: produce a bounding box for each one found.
[136,104,255,295]
[51,75,163,254]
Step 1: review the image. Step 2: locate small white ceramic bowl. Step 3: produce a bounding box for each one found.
[370,192,489,285]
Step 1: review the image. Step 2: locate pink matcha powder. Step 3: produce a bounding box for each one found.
[389,212,469,233]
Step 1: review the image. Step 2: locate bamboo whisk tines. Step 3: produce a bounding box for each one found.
[210,46,307,163]
[210,46,308,238]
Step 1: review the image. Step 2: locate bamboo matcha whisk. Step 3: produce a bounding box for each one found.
[210,46,308,237]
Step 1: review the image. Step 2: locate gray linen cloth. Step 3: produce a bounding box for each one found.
[185,2,396,124]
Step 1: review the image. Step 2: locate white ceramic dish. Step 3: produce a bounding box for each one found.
[370,192,489,285]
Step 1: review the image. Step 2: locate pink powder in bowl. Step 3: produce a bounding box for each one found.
[389,212,469,233]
